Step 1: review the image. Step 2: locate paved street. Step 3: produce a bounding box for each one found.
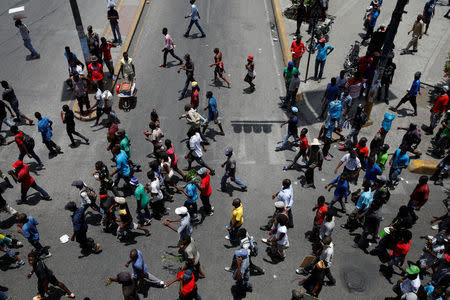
[0,0,449,299]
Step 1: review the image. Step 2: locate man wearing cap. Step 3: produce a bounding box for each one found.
[302,138,323,188]
[272,179,294,228]
[9,160,51,204]
[125,249,165,290]
[391,265,421,298]
[196,168,214,216]
[110,145,132,190]
[71,180,104,216]
[424,86,449,135]
[393,71,421,116]
[314,39,334,82]
[276,106,299,151]
[129,178,151,226]
[163,206,193,243]
[283,62,299,106]
[88,55,104,91]
[64,201,101,254]
[165,269,202,300]
[220,146,247,192]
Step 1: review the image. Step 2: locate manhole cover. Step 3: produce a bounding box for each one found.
[341,267,367,292]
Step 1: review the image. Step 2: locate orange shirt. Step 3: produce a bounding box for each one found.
[314,204,328,224]
[88,62,104,81]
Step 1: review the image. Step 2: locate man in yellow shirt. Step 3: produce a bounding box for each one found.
[226,198,243,243]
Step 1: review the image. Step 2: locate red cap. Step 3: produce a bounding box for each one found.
[319,38,326,43]
[247,55,254,61]
[11,160,23,168]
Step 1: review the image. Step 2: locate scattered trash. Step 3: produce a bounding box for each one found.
[59,234,69,243]
[273,38,278,41]
[273,274,277,279]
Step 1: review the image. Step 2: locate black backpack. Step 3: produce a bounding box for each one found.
[248,236,258,257]
[21,132,35,150]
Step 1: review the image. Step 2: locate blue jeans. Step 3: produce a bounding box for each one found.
[19,149,43,166]
[389,167,402,182]
[221,173,246,190]
[181,75,195,98]
[136,206,151,224]
[21,181,50,202]
[185,19,206,36]
[114,173,131,188]
[110,22,122,42]
[23,38,39,56]
[280,132,298,150]
[314,59,326,79]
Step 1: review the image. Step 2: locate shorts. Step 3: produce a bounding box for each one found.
[423,16,431,24]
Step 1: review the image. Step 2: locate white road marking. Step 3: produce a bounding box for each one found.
[9,6,25,14]
[206,0,211,24]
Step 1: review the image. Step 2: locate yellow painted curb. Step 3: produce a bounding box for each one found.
[271,0,303,102]
[408,159,438,175]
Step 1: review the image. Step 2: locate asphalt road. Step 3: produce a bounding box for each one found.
[0,0,449,299]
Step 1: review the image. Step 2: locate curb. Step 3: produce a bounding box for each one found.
[270,0,303,102]
[407,159,438,175]
[74,0,147,121]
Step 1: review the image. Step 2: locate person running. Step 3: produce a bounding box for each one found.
[334,149,362,185]
[177,54,195,99]
[209,48,231,87]
[160,27,183,68]
[9,160,51,204]
[163,206,193,243]
[61,105,89,147]
[226,198,244,244]
[184,0,206,38]
[291,35,305,70]
[325,173,350,213]
[64,201,101,254]
[186,128,215,173]
[90,87,112,127]
[1,81,34,125]
[220,146,247,192]
[88,55,104,91]
[6,125,44,168]
[119,52,135,80]
[125,249,165,290]
[107,4,122,44]
[276,106,299,151]
[314,38,334,82]
[165,269,202,300]
[15,19,40,59]
[17,214,51,258]
[112,197,150,239]
[26,252,75,299]
[99,37,117,78]
[393,71,421,116]
[202,91,225,136]
[388,147,410,187]
[35,112,62,156]
[244,55,255,91]
[164,139,185,178]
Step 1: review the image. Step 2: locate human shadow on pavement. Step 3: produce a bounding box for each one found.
[85,212,102,226]
[242,86,255,94]
[19,192,50,206]
[231,284,251,300]
[0,215,17,229]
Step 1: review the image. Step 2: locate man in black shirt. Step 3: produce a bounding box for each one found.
[0,100,14,140]
[294,0,307,36]
[107,5,122,44]
[107,271,138,300]
[1,81,34,125]
[61,105,89,147]
[178,54,195,99]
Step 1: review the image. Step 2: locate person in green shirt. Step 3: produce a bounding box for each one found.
[117,129,141,171]
[376,144,389,172]
[130,177,151,226]
[283,61,298,106]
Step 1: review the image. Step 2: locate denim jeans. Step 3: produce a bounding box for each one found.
[114,173,131,188]
[43,139,59,153]
[221,174,246,190]
[110,22,122,43]
[185,19,206,36]
[344,127,359,148]
[19,149,43,166]
[314,59,326,79]
[163,48,183,66]
[136,206,151,224]
[181,75,195,98]
[280,132,298,150]
[389,167,402,182]
[21,181,50,202]
[23,38,39,56]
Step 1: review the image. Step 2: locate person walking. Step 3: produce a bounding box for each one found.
[107,4,122,44]
[334,149,362,185]
[294,0,307,35]
[179,236,207,279]
[110,145,132,190]
[291,35,305,69]
[340,104,367,150]
[68,73,90,115]
[325,173,350,213]
[283,62,299,106]
[9,160,51,204]
[64,201,101,254]
[377,60,396,104]
[178,177,200,219]
[286,71,301,108]
[393,71,421,116]
[17,214,51,258]
[35,112,62,156]
[129,177,151,226]
[263,213,289,260]
[424,86,449,135]
[117,129,140,171]
[61,105,89,147]
[202,91,225,136]
[272,179,294,228]
[362,4,379,45]
[163,206,193,243]
[285,128,309,170]
[119,52,135,80]
[113,197,150,239]
[186,128,215,173]
[276,106,299,151]
[244,55,255,91]
[0,100,14,140]
[226,198,244,244]
[88,55,104,91]
[106,271,139,300]
[125,249,165,290]
[165,269,202,300]
[220,146,247,192]
[301,138,323,188]
[388,147,410,188]
[177,54,195,99]
[160,27,183,68]
[196,168,214,216]
[93,160,119,198]
[6,125,44,168]
[209,48,231,87]
[401,15,424,55]
[319,77,340,119]
[1,81,34,125]
[26,252,75,299]
[15,19,40,59]
[184,0,206,38]
[423,0,436,35]
[99,37,116,78]
[314,38,334,82]
[71,180,104,216]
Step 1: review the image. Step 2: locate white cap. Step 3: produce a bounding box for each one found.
[102,90,113,101]
[175,206,188,215]
[115,197,126,204]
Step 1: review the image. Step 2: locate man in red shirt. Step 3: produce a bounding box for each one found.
[5,125,44,169]
[99,37,116,78]
[196,168,213,216]
[88,55,104,91]
[290,35,305,69]
[8,161,51,204]
[310,196,327,241]
[424,86,449,134]
[355,137,369,167]
[408,176,429,210]
[165,269,201,299]
[387,230,412,271]
[286,128,309,170]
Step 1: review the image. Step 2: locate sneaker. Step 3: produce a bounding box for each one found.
[225,235,230,240]
[224,267,232,272]
[261,238,269,244]
[159,281,165,287]
[431,224,439,230]
[41,252,52,259]
[14,260,25,267]
[324,156,332,161]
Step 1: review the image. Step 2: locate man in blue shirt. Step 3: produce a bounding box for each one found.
[163,206,193,242]
[364,157,382,184]
[314,38,334,82]
[17,213,51,258]
[35,112,62,156]
[125,249,165,289]
[355,181,374,215]
[184,0,206,38]
[110,145,132,189]
[276,106,299,151]
[202,91,225,135]
[319,77,340,118]
[393,71,421,116]
[362,4,379,44]
[423,0,436,34]
[180,180,199,219]
[326,174,349,213]
[389,147,410,187]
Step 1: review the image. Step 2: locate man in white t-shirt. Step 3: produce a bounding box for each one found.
[272,179,294,228]
[265,214,289,260]
[392,265,421,298]
[185,128,215,174]
[334,149,362,184]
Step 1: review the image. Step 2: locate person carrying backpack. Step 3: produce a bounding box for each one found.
[6,125,44,169]
[71,180,104,217]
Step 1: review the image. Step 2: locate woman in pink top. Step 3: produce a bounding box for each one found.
[164,139,185,178]
[160,28,183,68]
